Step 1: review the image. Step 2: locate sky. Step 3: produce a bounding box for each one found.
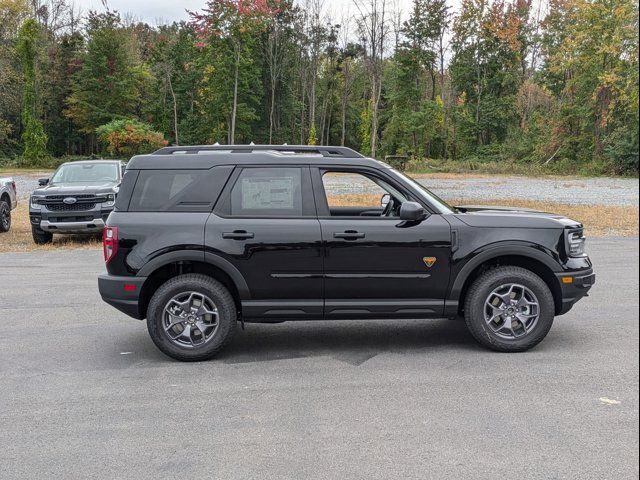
[80,0,420,26]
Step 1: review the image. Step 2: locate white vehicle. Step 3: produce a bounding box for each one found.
[0,177,17,232]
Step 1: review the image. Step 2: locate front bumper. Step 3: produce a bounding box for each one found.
[30,206,112,234]
[40,218,105,233]
[98,274,147,319]
[556,269,596,315]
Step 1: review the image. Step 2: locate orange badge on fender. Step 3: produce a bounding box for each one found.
[423,257,436,268]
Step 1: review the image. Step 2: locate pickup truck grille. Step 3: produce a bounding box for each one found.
[46,203,96,211]
[42,194,99,212]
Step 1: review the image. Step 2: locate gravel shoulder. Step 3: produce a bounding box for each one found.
[8,172,640,206]
[329,173,640,207]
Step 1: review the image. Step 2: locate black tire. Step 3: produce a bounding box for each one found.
[0,199,10,232]
[147,274,237,361]
[464,266,555,352]
[32,225,53,244]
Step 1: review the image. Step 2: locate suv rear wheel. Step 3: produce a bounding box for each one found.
[464,266,555,352]
[147,274,237,361]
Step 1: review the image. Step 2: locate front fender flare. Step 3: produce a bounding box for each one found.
[448,243,562,302]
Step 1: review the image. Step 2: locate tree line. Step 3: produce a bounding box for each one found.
[0,0,638,174]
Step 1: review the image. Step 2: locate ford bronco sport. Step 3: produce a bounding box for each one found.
[98,145,595,361]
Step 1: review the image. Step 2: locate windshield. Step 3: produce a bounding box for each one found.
[386,167,456,214]
[51,163,119,184]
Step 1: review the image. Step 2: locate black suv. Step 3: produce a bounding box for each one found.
[30,160,125,244]
[98,145,595,361]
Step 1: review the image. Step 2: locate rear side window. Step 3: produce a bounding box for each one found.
[217,167,314,217]
[128,166,232,212]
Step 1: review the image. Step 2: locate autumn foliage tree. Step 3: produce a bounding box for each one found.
[96,119,167,158]
[0,0,637,174]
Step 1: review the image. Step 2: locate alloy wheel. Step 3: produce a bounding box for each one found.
[163,291,220,348]
[484,283,540,340]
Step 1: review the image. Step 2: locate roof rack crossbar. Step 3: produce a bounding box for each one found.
[152,145,364,158]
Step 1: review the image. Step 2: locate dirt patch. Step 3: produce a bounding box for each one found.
[0,202,101,253]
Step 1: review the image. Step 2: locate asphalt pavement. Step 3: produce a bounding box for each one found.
[0,238,638,479]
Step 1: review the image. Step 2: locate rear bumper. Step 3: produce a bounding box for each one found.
[556,269,595,315]
[98,274,147,319]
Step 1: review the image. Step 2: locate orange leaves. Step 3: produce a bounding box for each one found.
[96,119,168,157]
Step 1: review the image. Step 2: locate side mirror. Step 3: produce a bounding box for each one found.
[399,201,426,221]
[380,193,390,208]
[38,178,49,186]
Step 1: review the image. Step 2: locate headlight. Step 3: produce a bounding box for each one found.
[30,195,44,209]
[100,193,116,207]
[566,229,586,256]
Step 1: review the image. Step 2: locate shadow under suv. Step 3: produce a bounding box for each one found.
[98,145,595,361]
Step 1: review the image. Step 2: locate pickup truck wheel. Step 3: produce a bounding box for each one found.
[31,225,53,244]
[464,266,555,352]
[0,199,10,232]
[147,274,237,361]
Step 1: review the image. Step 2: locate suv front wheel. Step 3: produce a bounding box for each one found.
[464,266,555,352]
[147,274,237,361]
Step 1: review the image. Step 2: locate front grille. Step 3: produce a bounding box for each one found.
[43,194,96,201]
[47,203,96,211]
[41,194,100,212]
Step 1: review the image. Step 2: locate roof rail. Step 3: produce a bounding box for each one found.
[152,144,364,158]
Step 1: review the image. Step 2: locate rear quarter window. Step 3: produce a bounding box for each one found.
[126,166,233,212]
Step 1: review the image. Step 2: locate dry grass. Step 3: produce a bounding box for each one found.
[451,198,638,237]
[0,193,636,254]
[0,201,102,253]
[327,193,638,237]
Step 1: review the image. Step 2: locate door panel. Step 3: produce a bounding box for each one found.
[320,214,452,318]
[205,166,323,320]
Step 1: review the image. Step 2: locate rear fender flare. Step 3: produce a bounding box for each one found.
[136,250,250,300]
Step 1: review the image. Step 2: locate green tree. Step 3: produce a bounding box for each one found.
[17,17,48,161]
[191,0,278,144]
[542,0,639,171]
[65,12,149,142]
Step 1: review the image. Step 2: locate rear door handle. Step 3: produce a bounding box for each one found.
[333,231,365,240]
[222,230,255,240]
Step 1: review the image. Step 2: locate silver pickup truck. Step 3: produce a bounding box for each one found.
[0,177,17,232]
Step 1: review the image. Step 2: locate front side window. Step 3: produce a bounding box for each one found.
[51,163,119,184]
[229,167,306,217]
[321,170,408,217]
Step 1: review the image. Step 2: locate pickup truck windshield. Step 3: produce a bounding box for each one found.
[51,163,119,184]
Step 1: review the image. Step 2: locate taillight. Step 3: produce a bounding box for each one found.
[103,226,118,264]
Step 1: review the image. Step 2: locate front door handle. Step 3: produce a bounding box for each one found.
[222,230,255,240]
[333,231,365,240]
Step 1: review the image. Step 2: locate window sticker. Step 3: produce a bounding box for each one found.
[241,176,294,210]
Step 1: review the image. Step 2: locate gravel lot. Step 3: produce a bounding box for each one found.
[327,173,640,206]
[10,172,640,206]
[0,238,637,479]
